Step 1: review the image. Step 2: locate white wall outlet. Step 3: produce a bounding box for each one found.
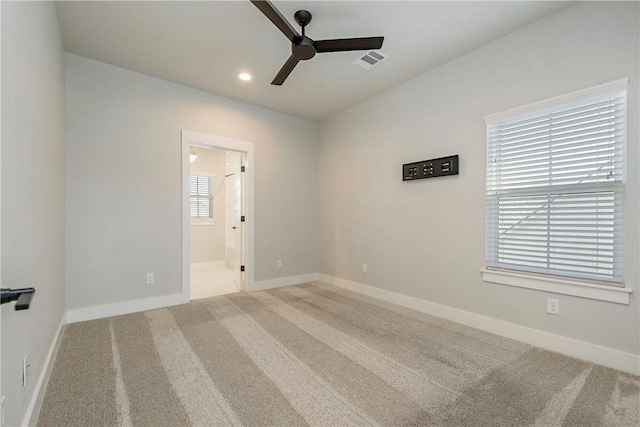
[547,298,560,315]
[362,264,368,274]
[145,273,154,285]
[276,259,282,269]
[22,355,30,386]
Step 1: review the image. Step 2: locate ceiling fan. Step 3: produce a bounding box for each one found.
[250,0,384,85]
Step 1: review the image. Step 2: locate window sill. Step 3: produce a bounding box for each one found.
[481,269,631,304]
[191,220,216,226]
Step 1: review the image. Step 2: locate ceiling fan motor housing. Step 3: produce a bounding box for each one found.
[293,36,316,60]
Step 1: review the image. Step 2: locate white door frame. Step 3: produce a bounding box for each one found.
[0,0,3,410]
[181,130,254,300]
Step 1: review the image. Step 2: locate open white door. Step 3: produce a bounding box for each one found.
[0,0,3,412]
[224,151,244,290]
[232,156,244,288]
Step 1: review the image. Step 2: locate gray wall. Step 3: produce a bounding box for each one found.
[318,1,639,354]
[65,53,318,310]
[1,2,66,426]
[190,146,226,263]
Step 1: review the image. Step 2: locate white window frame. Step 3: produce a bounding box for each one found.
[190,172,215,225]
[482,79,632,304]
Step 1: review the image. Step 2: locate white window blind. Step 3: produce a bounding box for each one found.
[486,83,626,285]
[190,174,213,219]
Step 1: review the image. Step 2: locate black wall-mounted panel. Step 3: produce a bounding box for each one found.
[403,155,459,181]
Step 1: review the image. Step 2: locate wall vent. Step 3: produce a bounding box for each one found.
[352,50,388,70]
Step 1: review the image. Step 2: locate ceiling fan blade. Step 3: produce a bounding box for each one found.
[250,0,300,42]
[315,36,384,53]
[272,55,300,85]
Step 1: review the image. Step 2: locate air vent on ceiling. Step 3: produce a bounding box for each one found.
[352,50,388,70]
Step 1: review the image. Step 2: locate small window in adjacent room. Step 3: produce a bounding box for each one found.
[485,79,627,287]
[190,174,214,222]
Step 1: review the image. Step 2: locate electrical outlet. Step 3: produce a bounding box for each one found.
[22,355,30,386]
[276,259,282,269]
[547,298,560,315]
[362,264,368,274]
[146,273,154,285]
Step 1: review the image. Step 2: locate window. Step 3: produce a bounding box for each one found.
[485,80,627,286]
[190,174,213,221]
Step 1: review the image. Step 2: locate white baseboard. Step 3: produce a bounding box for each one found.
[66,293,187,324]
[249,273,319,292]
[318,274,640,375]
[23,312,67,426]
[190,260,225,270]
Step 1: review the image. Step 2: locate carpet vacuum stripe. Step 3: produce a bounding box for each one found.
[109,322,133,426]
[226,292,431,425]
[168,301,307,426]
[286,285,504,375]
[110,314,191,426]
[314,282,530,353]
[303,283,523,363]
[533,366,593,426]
[269,286,478,391]
[145,308,241,425]
[203,296,380,426]
[250,290,460,410]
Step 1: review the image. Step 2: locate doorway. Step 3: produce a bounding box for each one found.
[189,147,244,299]
[181,130,254,301]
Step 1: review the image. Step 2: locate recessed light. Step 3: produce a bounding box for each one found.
[238,73,252,81]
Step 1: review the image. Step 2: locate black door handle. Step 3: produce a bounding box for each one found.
[231,226,237,230]
[1,288,35,310]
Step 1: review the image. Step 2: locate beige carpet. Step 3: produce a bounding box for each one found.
[38,282,639,426]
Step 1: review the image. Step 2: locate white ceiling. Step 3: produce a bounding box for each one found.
[56,1,571,122]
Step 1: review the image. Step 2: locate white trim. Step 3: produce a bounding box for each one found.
[66,272,318,323]
[317,274,639,375]
[66,293,186,324]
[23,313,67,427]
[182,130,255,299]
[190,260,226,271]
[190,220,216,226]
[484,78,629,124]
[481,269,631,304]
[249,273,319,292]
